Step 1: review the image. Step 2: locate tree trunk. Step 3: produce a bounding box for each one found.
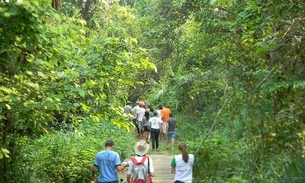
[82,0,91,24]
[52,0,62,11]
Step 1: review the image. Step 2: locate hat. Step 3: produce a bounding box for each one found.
[127,101,131,104]
[136,101,139,104]
[139,102,144,107]
[134,140,150,156]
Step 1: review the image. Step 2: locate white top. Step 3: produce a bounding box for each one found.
[173,154,194,183]
[136,107,145,121]
[148,116,162,129]
[127,156,154,175]
[156,109,162,119]
[124,105,132,114]
[133,105,139,118]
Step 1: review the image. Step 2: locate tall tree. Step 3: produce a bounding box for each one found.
[52,0,62,10]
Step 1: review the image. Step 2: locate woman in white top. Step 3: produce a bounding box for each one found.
[148,111,162,151]
[171,142,195,183]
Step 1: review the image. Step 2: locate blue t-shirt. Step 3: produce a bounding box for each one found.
[93,150,121,183]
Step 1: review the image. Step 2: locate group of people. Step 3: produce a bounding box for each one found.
[123,101,178,151]
[92,140,194,183]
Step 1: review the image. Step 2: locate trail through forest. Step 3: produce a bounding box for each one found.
[119,134,176,183]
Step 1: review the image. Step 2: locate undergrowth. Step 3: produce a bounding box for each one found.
[15,118,136,183]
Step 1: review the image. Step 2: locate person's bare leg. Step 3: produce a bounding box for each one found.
[161,132,164,141]
[141,128,144,138]
[147,132,151,143]
[166,136,170,149]
[145,131,150,143]
[143,131,146,141]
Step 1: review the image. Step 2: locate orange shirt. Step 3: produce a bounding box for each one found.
[161,107,171,122]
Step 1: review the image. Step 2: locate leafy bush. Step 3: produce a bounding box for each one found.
[189,133,247,182]
[175,109,291,182]
[15,120,136,183]
[279,152,305,183]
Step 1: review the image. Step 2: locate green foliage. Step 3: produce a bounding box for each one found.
[21,133,94,183]
[16,121,136,183]
[185,130,247,182]
[140,0,305,182]
[280,153,305,183]
[1,0,305,182]
[0,0,153,182]
[0,148,9,159]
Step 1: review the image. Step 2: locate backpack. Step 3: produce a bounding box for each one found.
[130,156,151,183]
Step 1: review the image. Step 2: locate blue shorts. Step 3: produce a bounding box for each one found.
[167,131,176,140]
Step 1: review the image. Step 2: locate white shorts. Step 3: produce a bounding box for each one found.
[162,122,167,133]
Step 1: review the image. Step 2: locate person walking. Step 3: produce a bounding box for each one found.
[156,105,162,119]
[143,105,152,143]
[127,140,155,183]
[148,111,162,151]
[124,101,132,114]
[160,104,171,140]
[132,101,140,135]
[92,140,128,183]
[156,105,162,140]
[136,102,146,138]
[166,113,178,151]
[171,142,195,183]
[124,101,133,123]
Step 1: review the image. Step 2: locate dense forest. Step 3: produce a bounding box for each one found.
[0,0,305,182]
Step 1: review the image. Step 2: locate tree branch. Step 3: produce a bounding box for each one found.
[194,85,230,156]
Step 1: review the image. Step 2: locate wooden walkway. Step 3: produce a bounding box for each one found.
[118,154,175,183]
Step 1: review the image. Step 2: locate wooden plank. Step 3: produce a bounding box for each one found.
[118,155,175,183]
[150,155,174,183]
